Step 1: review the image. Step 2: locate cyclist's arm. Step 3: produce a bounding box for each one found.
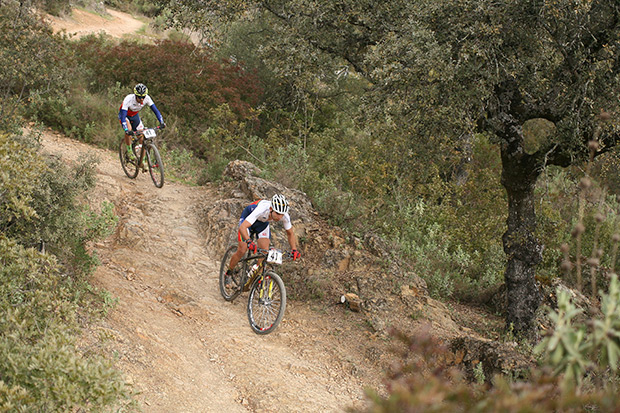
[119,108,129,130]
[238,219,253,242]
[149,102,164,124]
[285,227,298,251]
[119,94,134,130]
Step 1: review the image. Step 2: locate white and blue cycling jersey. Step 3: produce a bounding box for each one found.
[118,94,163,131]
[238,199,292,240]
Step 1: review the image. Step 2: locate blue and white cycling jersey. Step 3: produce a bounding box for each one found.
[238,199,292,239]
[118,94,163,131]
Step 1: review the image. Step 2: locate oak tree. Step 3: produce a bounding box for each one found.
[165,0,620,337]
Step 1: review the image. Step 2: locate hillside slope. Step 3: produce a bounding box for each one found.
[40,128,395,411]
[40,8,531,411]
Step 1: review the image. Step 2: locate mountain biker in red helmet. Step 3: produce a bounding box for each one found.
[119,83,165,160]
[225,194,301,285]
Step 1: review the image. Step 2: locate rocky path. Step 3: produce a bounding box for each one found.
[39,129,383,412]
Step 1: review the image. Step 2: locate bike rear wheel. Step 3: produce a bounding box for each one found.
[119,139,139,179]
[219,245,242,301]
[146,144,164,188]
[247,270,286,334]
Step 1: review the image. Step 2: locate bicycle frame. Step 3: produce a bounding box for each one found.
[219,241,292,334]
[132,127,158,167]
[119,125,165,188]
[236,249,276,298]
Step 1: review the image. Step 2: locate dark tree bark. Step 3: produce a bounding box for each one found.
[500,149,543,339]
[491,81,545,339]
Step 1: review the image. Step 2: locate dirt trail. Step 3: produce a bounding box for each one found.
[41,10,387,411]
[47,8,144,38]
[39,128,383,412]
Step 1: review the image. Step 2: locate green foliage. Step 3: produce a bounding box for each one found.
[159,142,209,185]
[536,274,620,388]
[103,0,164,18]
[0,132,43,229]
[0,1,71,132]
[387,199,463,299]
[40,0,72,16]
[3,136,118,278]
[473,362,485,385]
[591,150,620,195]
[0,130,128,410]
[27,85,120,147]
[535,290,589,384]
[535,165,620,289]
[0,237,131,411]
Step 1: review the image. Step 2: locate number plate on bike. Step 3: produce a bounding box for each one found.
[144,129,156,139]
[266,249,283,265]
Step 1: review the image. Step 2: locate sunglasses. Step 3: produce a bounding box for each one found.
[136,95,145,100]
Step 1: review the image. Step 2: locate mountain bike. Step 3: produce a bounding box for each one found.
[119,126,165,188]
[219,242,292,334]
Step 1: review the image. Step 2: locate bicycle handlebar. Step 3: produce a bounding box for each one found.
[251,247,295,260]
[127,125,164,137]
[136,125,164,133]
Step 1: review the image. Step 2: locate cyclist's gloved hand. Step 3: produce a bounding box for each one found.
[246,239,257,253]
[159,122,166,129]
[291,249,301,260]
[125,129,133,136]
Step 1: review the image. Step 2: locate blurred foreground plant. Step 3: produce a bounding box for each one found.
[356,325,620,412]
[535,274,620,390]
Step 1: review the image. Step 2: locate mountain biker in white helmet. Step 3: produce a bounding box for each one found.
[225,194,301,284]
[118,83,166,160]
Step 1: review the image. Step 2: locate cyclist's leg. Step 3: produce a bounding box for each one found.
[133,116,145,144]
[253,225,270,271]
[227,220,268,272]
[124,115,139,145]
[224,237,245,288]
[256,226,270,251]
[227,236,247,272]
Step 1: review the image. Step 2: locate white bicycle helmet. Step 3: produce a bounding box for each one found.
[271,194,289,215]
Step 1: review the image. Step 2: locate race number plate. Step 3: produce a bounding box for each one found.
[144,129,156,139]
[266,249,283,265]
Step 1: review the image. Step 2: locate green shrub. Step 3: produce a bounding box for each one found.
[41,0,71,16]
[0,130,129,410]
[0,1,71,132]
[535,274,620,391]
[27,85,121,148]
[4,141,117,279]
[159,142,209,185]
[0,237,131,411]
[535,166,620,290]
[0,132,43,230]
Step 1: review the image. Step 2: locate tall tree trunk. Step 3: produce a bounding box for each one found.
[500,146,543,339]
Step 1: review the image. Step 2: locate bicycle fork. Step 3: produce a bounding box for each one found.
[258,274,275,304]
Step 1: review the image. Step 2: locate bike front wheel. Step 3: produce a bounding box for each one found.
[247,271,286,335]
[119,139,139,179]
[219,245,242,301]
[146,144,164,188]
